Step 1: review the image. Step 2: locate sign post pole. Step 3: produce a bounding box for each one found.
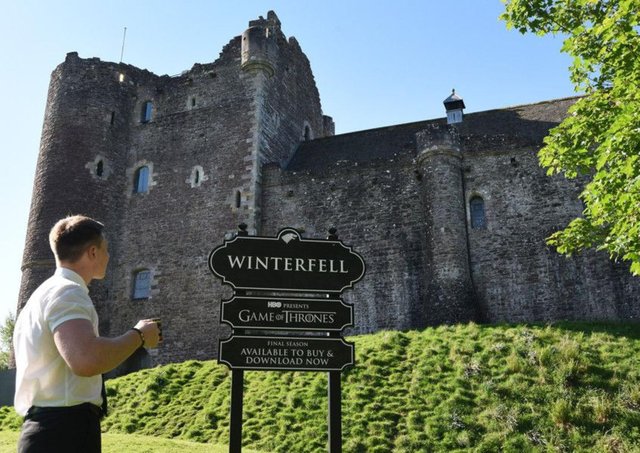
[228,226,249,453]
[229,368,243,453]
[328,332,342,453]
[326,240,342,453]
[328,369,341,453]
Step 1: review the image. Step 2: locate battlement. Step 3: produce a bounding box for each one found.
[248,10,281,32]
[416,124,461,157]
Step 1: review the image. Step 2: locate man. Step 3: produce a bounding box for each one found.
[13,215,161,452]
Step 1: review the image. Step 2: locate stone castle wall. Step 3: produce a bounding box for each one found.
[262,97,640,333]
[463,137,640,323]
[105,40,257,363]
[262,148,429,334]
[17,12,640,371]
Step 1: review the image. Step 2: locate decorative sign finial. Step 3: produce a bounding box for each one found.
[237,223,248,237]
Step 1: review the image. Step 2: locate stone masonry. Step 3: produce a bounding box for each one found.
[18,11,640,372]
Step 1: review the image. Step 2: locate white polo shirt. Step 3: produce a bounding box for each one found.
[13,267,102,416]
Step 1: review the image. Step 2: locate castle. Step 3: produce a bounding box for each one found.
[18,11,640,371]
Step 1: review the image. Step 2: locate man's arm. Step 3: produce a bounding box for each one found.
[53,319,160,377]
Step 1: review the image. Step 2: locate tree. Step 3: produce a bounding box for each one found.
[0,311,16,370]
[501,0,640,274]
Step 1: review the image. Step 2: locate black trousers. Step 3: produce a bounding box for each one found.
[18,403,102,453]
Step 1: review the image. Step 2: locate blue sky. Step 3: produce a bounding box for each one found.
[0,1,575,321]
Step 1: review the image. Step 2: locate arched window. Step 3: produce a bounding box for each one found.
[304,125,311,141]
[235,191,242,208]
[141,101,153,123]
[134,166,150,193]
[470,196,486,229]
[132,269,151,299]
[96,160,104,178]
[194,169,200,185]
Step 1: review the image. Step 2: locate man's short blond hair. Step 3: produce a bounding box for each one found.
[49,215,105,263]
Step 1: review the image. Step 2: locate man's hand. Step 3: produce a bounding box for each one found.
[133,319,161,348]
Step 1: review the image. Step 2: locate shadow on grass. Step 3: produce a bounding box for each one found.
[0,431,266,453]
[485,321,640,339]
[544,321,640,339]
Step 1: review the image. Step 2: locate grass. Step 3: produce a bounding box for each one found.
[1,322,640,452]
[0,431,264,452]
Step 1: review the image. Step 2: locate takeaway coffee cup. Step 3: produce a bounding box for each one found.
[152,318,163,342]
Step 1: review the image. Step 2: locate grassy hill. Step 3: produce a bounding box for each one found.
[1,322,640,452]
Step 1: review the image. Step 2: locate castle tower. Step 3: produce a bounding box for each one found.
[237,11,281,233]
[241,11,279,77]
[416,124,477,323]
[18,52,133,317]
[239,10,329,234]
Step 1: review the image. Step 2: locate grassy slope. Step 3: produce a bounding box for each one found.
[1,322,639,452]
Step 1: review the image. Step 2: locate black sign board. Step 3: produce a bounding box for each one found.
[209,228,365,293]
[218,335,355,372]
[221,296,353,332]
[209,226,365,452]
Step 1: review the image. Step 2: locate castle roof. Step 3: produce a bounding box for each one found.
[286,96,580,172]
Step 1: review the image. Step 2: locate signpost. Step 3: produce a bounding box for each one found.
[209,227,365,293]
[209,225,365,453]
[219,335,355,371]
[220,295,353,331]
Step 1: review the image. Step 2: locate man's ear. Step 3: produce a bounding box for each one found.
[86,244,98,260]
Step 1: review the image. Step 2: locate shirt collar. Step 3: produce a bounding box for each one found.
[55,267,89,293]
